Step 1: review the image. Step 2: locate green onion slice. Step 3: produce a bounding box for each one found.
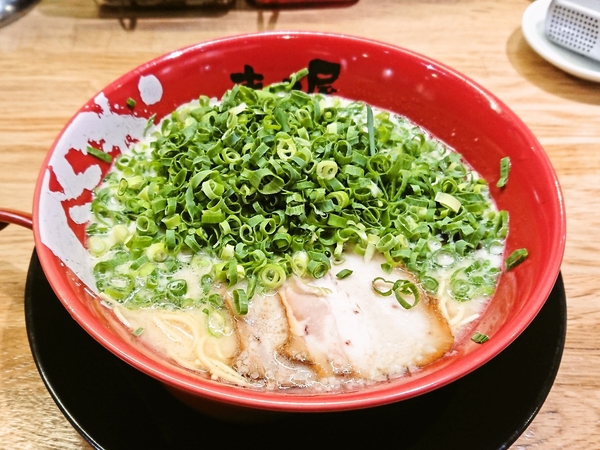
[471,332,490,344]
[233,289,248,315]
[372,277,420,309]
[496,156,510,188]
[86,146,112,163]
[336,269,353,279]
[505,248,528,270]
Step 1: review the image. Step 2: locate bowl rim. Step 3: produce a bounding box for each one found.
[31,30,566,412]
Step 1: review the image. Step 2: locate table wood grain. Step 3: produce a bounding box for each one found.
[1,0,599,448]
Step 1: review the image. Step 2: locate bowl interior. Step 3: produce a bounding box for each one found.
[32,32,565,412]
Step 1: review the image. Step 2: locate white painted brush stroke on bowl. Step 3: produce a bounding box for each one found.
[38,88,152,290]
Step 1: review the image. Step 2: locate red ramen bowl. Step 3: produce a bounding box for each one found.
[12,32,566,419]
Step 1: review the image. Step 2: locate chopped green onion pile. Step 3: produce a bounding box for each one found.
[87,69,517,314]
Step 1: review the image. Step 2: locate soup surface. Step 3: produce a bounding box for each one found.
[86,76,507,391]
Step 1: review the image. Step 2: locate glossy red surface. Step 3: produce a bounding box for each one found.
[32,32,565,414]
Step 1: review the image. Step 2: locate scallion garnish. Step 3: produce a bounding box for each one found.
[392,279,420,309]
[372,277,420,309]
[496,156,511,188]
[336,269,353,279]
[206,308,230,337]
[367,104,375,156]
[143,113,156,136]
[505,248,528,270]
[471,332,489,344]
[126,97,136,109]
[435,191,461,213]
[233,289,248,315]
[133,327,145,337]
[87,68,508,314]
[86,146,112,163]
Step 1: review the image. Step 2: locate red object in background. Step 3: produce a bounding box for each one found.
[250,0,358,7]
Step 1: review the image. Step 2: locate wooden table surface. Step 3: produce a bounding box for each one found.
[1,0,598,448]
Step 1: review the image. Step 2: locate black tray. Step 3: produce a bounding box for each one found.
[25,250,566,450]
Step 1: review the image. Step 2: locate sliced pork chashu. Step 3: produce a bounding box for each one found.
[278,277,354,377]
[229,290,317,388]
[279,253,454,381]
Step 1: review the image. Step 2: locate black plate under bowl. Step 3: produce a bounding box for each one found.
[25,250,566,450]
